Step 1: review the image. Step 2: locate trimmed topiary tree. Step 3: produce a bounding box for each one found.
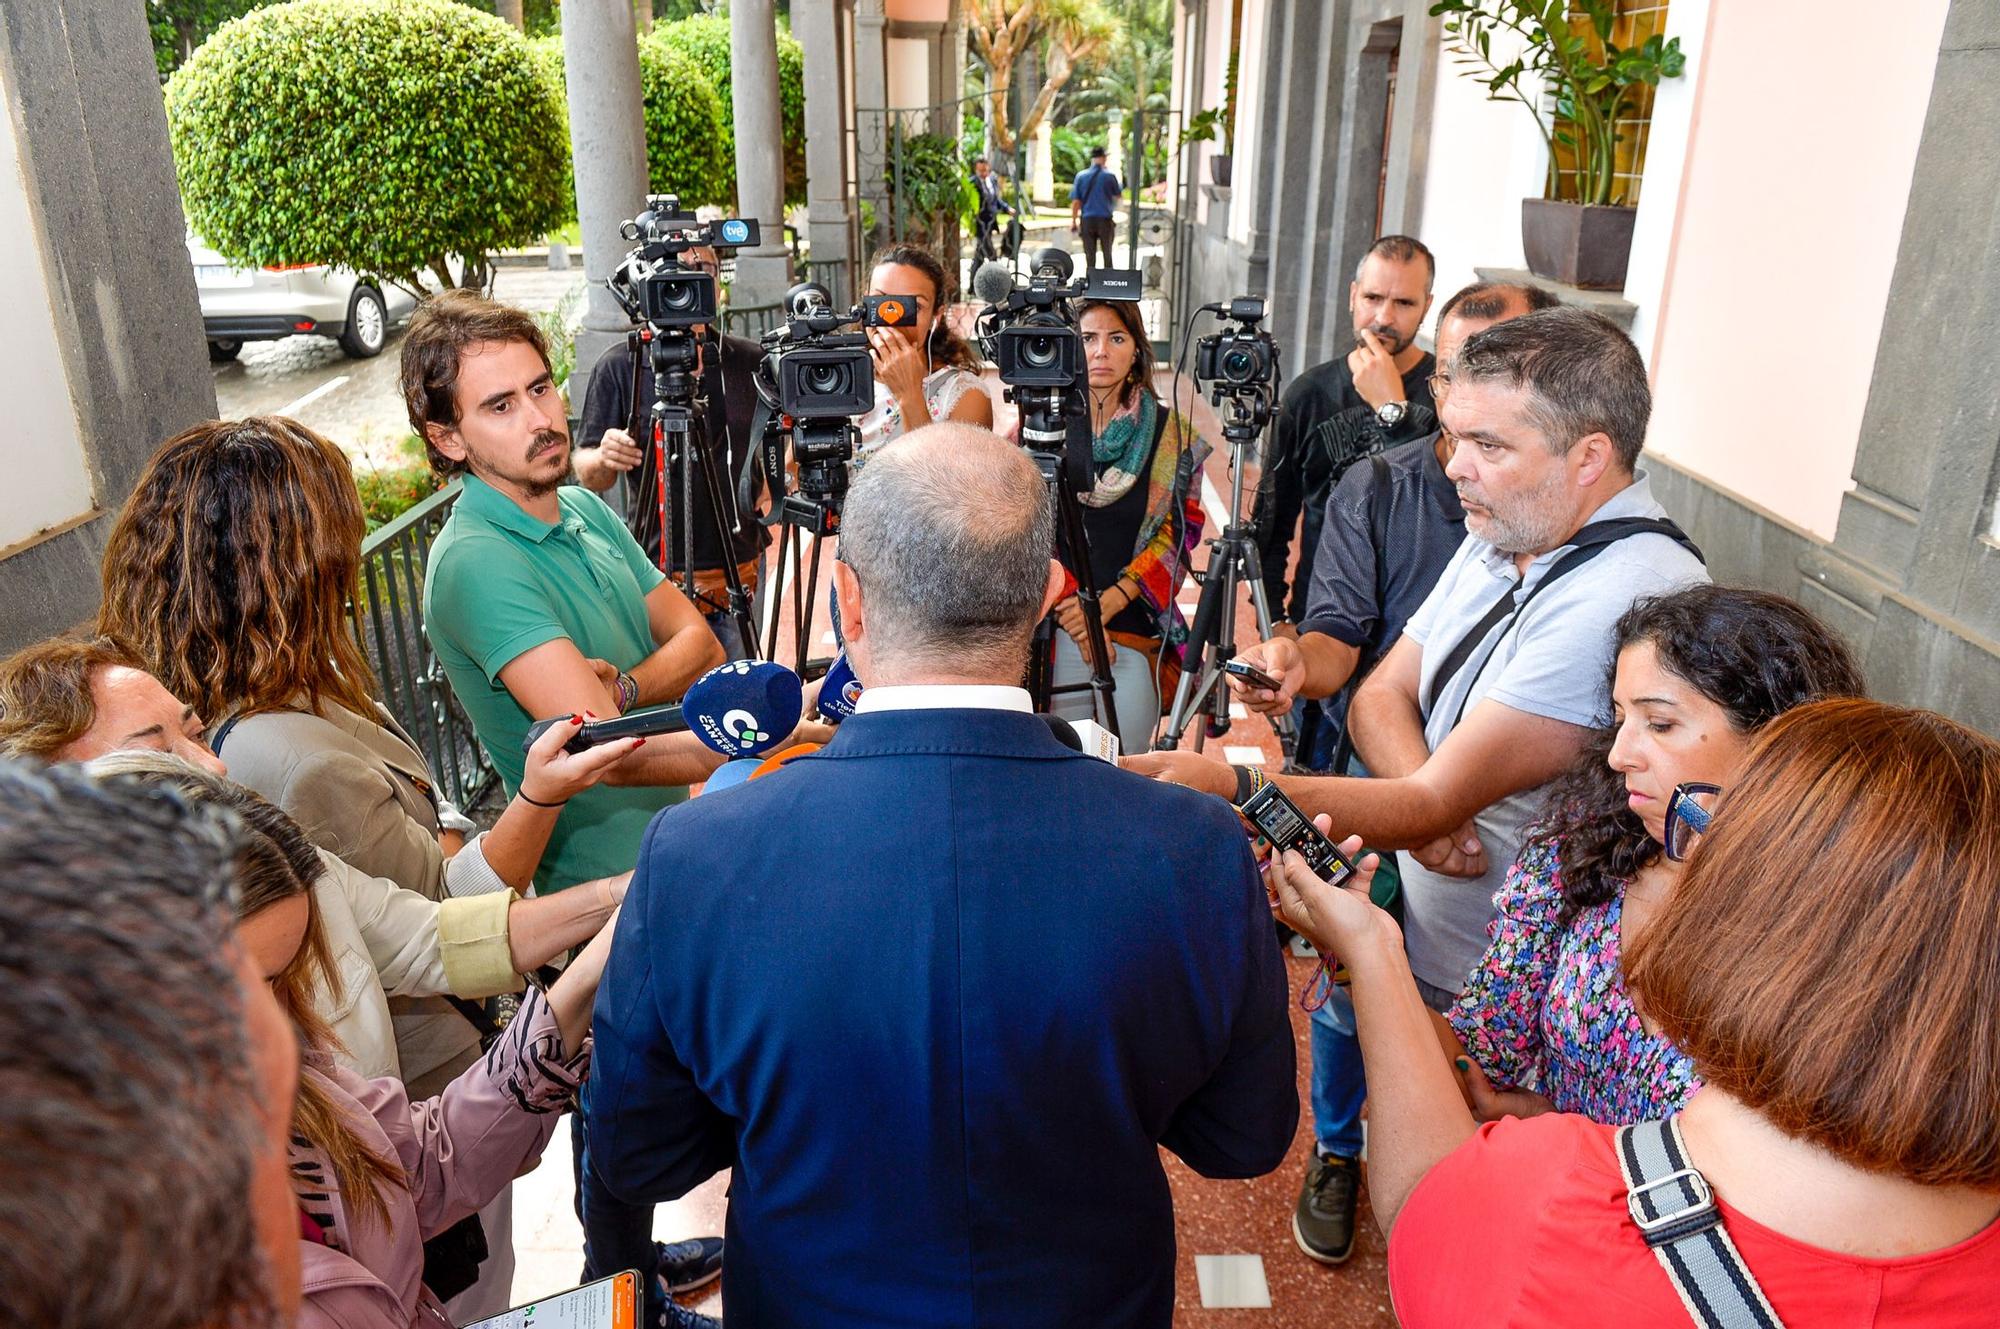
[165,0,571,294]
[632,32,733,208]
[656,15,808,206]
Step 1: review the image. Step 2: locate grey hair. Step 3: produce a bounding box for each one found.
[1353,234,1436,288]
[1451,306,1651,469]
[840,423,1054,672]
[0,758,280,1329]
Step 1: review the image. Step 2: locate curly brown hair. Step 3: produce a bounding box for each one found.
[1526,584,1864,918]
[97,417,379,725]
[867,244,983,374]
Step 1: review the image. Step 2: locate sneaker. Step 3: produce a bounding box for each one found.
[657,1302,721,1329]
[657,1236,724,1293]
[1292,1153,1359,1264]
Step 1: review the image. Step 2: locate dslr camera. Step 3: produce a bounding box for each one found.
[1195,297,1278,389]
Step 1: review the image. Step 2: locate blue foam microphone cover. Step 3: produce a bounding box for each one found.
[683,659,803,757]
[698,757,763,795]
[816,651,863,722]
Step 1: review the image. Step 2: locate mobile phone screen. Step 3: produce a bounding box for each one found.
[463,1271,638,1329]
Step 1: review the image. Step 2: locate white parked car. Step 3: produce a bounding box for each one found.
[188,235,417,362]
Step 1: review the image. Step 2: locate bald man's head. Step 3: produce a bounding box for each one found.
[839,423,1056,679]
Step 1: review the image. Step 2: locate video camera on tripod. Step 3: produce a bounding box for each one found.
[1159,294,1296,754]
[971,248,1144,743]
[604,194,764,652]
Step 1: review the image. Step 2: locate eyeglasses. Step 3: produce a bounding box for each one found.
[1662,781,1720,862]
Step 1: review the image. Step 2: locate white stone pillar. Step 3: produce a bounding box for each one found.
[1032,119,1055,204]
[1106,109,1125,177]
[727,0,793,307]
[562,0,650,376]
[854,0,890,249]
[795,0,857,299]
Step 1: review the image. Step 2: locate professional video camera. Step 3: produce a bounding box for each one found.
[604,194,764,651]
[744,281,917,674]
[970,247,1143,745]
[754,281,917,508]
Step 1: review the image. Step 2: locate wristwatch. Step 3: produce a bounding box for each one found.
[1375,400,1408,428]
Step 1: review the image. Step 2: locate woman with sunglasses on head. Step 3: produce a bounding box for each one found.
[1438,584,1863,1125]
[853,244,993,465]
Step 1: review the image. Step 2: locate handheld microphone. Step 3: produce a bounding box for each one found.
[1040,714,1120,762]
[972,259,1018,307]
[816,651,863,722]
[1042,715,1082,751]
[521,659,803,759]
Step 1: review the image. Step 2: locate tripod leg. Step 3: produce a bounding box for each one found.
[1241,561,1298,750]
[1160,553,1230,749]
[692,419,760,658]
[1051,483,1120,746]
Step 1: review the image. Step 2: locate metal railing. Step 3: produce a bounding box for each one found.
[350,480,498,811]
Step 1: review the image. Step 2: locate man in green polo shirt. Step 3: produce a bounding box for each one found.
[405,289,728,895]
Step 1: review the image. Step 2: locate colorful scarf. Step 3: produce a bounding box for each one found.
[1081,392,1157,508]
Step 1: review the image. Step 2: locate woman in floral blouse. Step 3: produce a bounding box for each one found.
[1441,585,1863,1124]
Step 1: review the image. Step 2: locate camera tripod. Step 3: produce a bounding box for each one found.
[625,325,760,655]
[1159,382,1297,753]
[1015,386,1122,748]
[753,412,851,679]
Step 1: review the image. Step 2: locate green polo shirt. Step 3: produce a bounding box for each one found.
[423,474,685,891]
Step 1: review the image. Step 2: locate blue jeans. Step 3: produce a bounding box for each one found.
[572,1113,664,1321]
[1309,967,1459,1159]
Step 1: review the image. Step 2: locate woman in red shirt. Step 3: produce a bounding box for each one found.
[1270,697,2000,1326]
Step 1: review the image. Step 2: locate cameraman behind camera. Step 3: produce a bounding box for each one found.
[574,244,768,660]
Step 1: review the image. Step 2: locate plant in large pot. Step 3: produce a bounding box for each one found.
[1430,0,1685,289]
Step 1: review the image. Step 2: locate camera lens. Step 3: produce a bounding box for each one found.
[1022,335,1059,370]
[805,362,851,396]
[1223,348,1253,380]
[664,281,697,312]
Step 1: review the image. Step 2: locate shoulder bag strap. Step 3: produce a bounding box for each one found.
[1617,1118,1786,1329]
[1422,517,1704,722]
[207,713,245,757]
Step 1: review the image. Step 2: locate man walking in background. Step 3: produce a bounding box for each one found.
[1070,145,1123,272]
[971,156,1014,264]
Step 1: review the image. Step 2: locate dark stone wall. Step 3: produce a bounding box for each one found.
[0,0,217,650]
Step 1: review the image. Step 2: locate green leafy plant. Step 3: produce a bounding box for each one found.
[655,16,809,206]
[635,32,734,208]
[166,0,572,295]
[1429,0,1685,206]
[1050,124,1090,183]
[886,132,968,244]
[533,281,586,394]
[352,437,444,533]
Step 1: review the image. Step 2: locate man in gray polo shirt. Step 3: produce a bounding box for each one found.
[1130,306,1705,999]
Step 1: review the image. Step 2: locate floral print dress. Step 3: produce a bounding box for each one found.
[1446,838,1701,1125]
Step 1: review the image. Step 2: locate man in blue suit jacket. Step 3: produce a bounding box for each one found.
[585,423,1298,1327]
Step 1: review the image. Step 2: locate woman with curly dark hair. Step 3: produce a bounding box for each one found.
[1439,584,1864,1124]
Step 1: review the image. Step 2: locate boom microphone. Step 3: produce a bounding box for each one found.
[521,659,803,759]
[972,259,1018,306]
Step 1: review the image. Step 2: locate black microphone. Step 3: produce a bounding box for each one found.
[1041,714,1083,751]
[972,259,1018,306]
[521,659,803,759]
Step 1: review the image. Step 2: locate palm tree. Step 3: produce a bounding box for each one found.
[966,0,1118,155]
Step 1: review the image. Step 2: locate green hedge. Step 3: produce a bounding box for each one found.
[165,0,571,292]
[655,16,807,206]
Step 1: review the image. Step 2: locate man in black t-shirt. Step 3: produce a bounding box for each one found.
[574,277,768,659]
[1251,235,1440,634]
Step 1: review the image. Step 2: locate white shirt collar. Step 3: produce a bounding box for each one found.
[851,684,1034,715]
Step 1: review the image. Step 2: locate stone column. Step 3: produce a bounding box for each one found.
[796,0,857,300]
[1106,109,1125,176]
[1032,119,1055,204]
[562,0,650,378]
[854,0,890,249]
[727,0,793,307]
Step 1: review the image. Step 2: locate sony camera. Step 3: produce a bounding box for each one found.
[977,247,1141,395]
[761,283,917,421]
[610,195,760,331]
[1194,296,1278,389]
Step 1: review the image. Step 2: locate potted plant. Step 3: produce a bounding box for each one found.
[1430,0,1685,289]
[1179,52,1239,188]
